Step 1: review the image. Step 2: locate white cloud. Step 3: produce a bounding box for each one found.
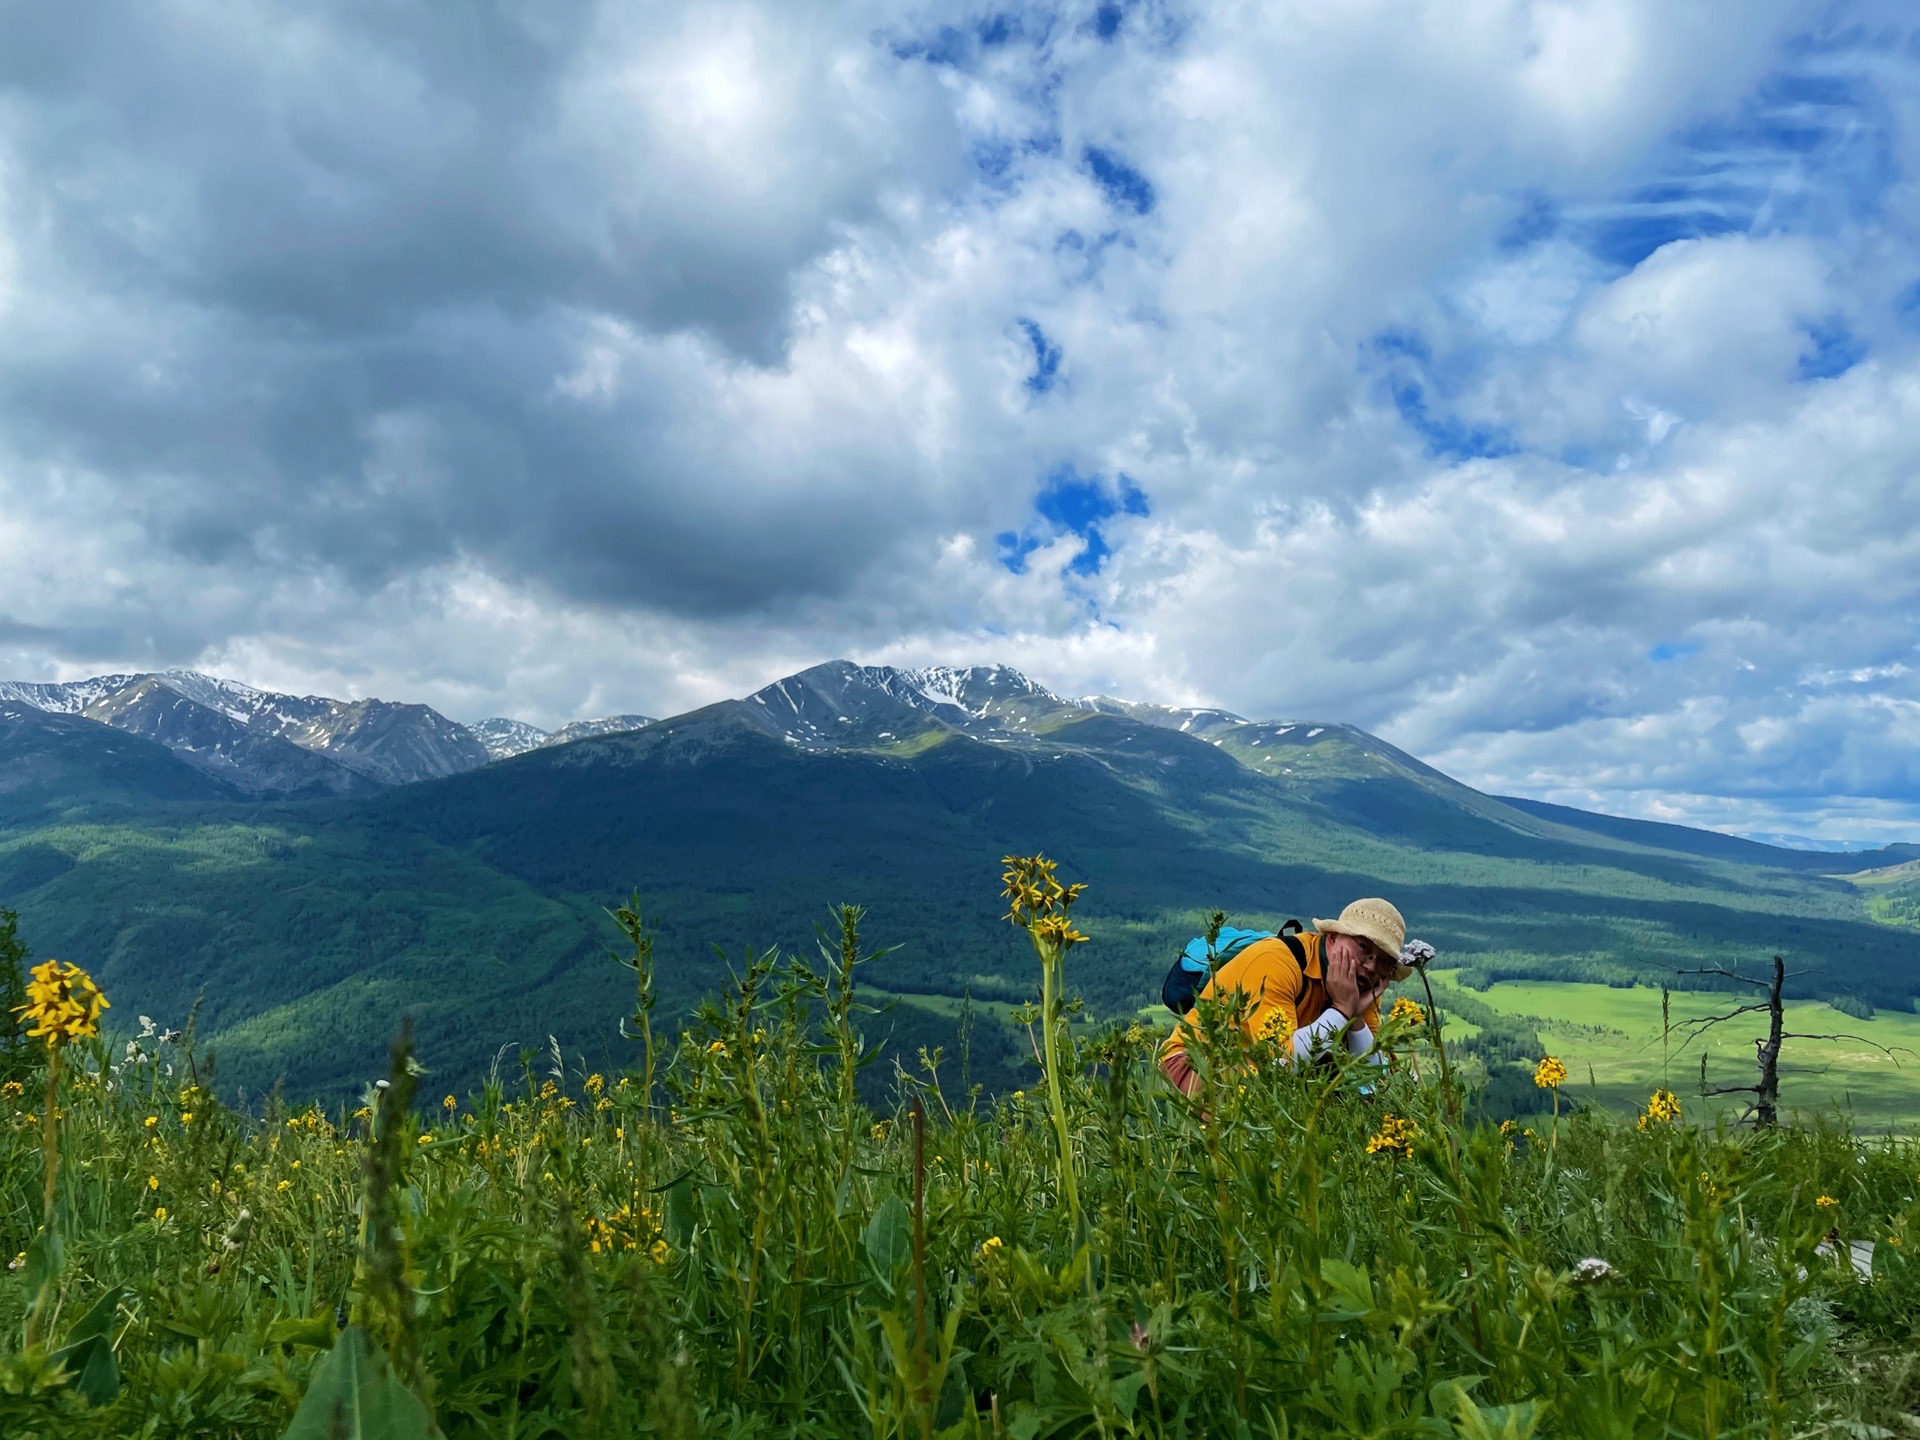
[1,0,1918,838]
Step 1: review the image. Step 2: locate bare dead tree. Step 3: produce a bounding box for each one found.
[1670,955,1913,1128]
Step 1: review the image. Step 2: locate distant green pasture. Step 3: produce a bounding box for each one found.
[1437,976,1920,1132]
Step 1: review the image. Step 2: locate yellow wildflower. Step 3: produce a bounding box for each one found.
[1534,1057,1569,1090]
[1637,1089,1682,1130]
[1816,1195,1838,1209]
[1388,997,1425,1027]
[147,1175,159,1190]
[153,1207,168,1223]
[1366,1114,1419,1159]
[277,1180,293,1193]
[1,1080,22,1099]
[978,1236,1005,1261]
[181,1112,196,1125]
[16,960,109,1045]
[1000,854,1089,942]
[144,1116,158,1128]
[418,1134,433,1145]
[650,1238,670,1264]
[706,1040,728,1056]
[442,1095,457,1112]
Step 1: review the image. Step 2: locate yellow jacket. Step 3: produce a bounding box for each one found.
[1159,930,1382,1068]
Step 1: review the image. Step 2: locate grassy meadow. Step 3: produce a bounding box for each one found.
[3,882,1920,1439]
[1433,977,1920,1132]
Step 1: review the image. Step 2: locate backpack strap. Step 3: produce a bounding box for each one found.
[1276,919,1309,970]
[1278,927,1307,970]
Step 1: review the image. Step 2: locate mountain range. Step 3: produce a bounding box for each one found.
[0,670,656,800]
[3,658,1919,1101]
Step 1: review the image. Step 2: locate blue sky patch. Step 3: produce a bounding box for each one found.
[1798,316,1866,381]
[999,469,1151,576]
[1084,146,1155,215]
[1572,44,1897,272]
[1367,330,1513,461]
[892,12,1035,69]
[1019,318,1063,393]
[1649,642,1702,663]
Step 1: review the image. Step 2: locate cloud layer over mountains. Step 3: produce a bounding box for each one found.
[2,1,1918,838]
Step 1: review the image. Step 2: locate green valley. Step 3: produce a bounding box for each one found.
[2,664,1917,1114]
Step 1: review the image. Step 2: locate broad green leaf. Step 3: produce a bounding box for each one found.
[864,1195,913,1276]
[659,1172,697,1249]
[1319,1257,1375,1320]
[281,1325,435,1440]
[51,1286,126,1406]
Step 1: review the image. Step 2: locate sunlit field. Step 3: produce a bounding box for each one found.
[1436,976,1920,1132]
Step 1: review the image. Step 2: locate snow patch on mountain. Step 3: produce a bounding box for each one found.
[547,715,655,746]
[470,718,552,760]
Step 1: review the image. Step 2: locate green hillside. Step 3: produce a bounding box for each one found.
[1,699,1916,1104]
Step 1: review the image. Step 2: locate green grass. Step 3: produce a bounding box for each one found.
[4,939,1919,1439]
[1437,976,1920,1130]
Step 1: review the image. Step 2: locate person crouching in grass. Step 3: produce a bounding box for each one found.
[1158,898,1410,1096]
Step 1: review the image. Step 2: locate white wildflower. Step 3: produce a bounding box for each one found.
[1570,1257,1613,1284]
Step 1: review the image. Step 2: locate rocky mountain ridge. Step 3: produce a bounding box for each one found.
[0,671,656,798]
[0,657,1656,818]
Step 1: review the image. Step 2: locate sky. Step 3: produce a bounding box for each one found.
[2,1,1919,842]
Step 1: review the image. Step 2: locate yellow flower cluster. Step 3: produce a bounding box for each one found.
[1637,1089,1682,1130]
[1815,1194,1838,1209]
[977,1236,1005,1262]
[284,1107,335,1138]
[1000,854,1089,946]
[15,959,109,1046]
[583,1203,663,1257]
[1387,997,1425,1027]
[1366,1114,1419,1158]
[1534,1057,1569,1090]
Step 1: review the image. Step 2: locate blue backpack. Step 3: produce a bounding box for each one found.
[1161,919,1305,1015]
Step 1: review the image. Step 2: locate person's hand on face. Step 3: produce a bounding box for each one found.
[1326,935,1391,1020]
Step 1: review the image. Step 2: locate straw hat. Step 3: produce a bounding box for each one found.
[1313,898,1411,978]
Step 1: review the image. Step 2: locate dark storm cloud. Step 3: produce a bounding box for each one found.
[0,0,970,615]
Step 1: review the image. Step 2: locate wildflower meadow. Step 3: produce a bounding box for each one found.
[2,861,1917,1438]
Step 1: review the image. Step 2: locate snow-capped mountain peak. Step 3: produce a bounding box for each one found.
[470,717,553,760]
[896,664,1064,718]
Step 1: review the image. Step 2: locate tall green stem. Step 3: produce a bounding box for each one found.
[1416,967,1461,1136]
[39,1045,61,1226]
[1038,940,1082,1237]
[24,1045,62,1349]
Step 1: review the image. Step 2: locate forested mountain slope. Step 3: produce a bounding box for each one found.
[1,661,1914,1099]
